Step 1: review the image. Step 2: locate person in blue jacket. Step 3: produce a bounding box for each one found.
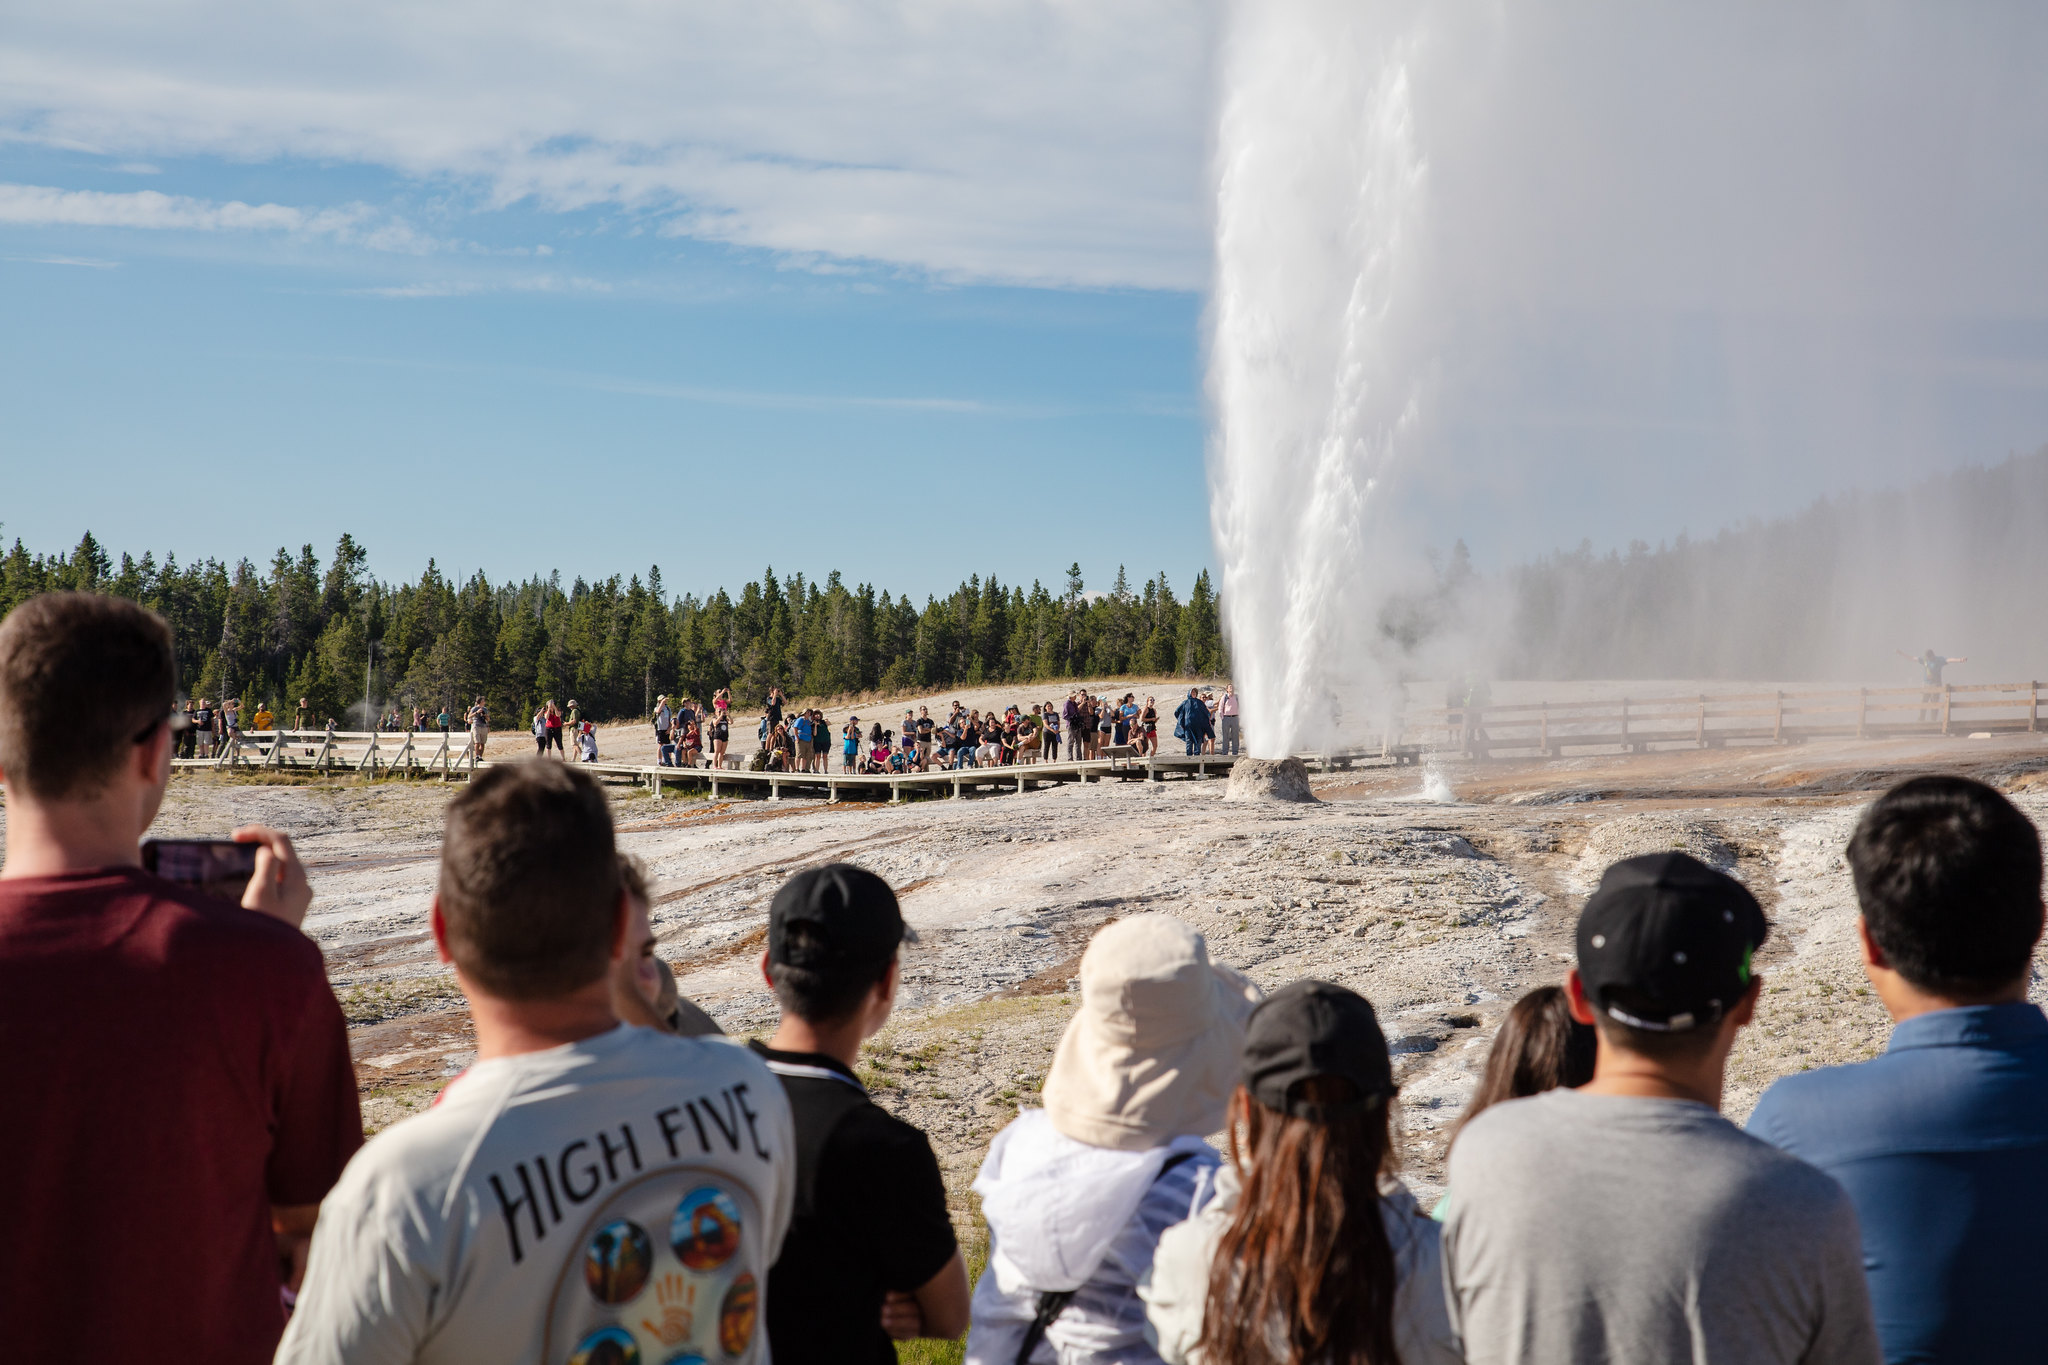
[1172,688,1213,757]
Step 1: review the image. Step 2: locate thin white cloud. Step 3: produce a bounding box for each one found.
[0,1,1215,289]
[0,182,438,251]
[566,372,1014,416]
[286,348,1090,417]
[352,274,610,298]
[6,252,118,267]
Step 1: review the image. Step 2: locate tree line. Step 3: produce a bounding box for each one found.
[0,532,1229,726]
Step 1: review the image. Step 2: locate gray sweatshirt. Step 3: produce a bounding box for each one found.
[1442,1089,1881,1365]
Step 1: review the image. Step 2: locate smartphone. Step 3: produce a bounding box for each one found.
[142,838,260,905]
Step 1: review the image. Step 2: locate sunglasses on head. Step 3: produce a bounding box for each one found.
[137,706,193,744]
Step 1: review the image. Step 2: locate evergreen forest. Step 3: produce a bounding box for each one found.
[0,533,1229,725]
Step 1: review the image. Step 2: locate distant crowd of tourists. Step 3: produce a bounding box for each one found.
[650,683,1243,774]
[5,589,2043,1365]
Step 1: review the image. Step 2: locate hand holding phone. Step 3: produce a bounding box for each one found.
[142,839,259,904]
[233,826,313,928]
[142,826,312,928]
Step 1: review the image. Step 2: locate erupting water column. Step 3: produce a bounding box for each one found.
[1209,0,1432,758]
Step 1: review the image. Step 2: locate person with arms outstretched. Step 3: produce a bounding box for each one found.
[1898,648,1967,722]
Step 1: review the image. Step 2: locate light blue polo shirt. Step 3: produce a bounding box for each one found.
[1747,1001,2048,1364]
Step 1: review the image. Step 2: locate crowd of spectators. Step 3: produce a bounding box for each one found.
[1,591,2042,1364]
[649,683,1242,776]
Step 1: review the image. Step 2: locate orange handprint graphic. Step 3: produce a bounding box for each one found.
[641,1272,696,1346]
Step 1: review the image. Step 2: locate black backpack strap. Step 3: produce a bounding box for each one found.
[1016,1290,1076,1365]
[1012,1149,1203,1365]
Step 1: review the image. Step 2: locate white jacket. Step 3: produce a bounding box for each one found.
[967,1109,1222,1365]
[1139,1160,1462,1365]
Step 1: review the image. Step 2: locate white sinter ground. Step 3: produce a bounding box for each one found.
[34,720,2043,1218]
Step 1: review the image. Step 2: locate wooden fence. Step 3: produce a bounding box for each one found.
[1400,681,2044,759]
[167,680,2045,784]
[175,728,480,776]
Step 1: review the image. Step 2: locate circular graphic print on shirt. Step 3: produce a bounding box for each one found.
[669,1186,743,1271]
[718,1273,758,1356]
[569,1324,641,1365]
[584,1219,654,1305]
[545,1167,765,1365]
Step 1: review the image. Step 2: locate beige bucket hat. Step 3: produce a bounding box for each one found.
[1042,914,1263,1152]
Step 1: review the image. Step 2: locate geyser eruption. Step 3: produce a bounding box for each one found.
[1207,3,2048,740]
[1208,0,1434,758]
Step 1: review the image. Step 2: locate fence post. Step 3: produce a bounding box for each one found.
[1696,695,1707,747]
[1857,688,1867,740]
[1942,684,1952,736]
[1540,702,1550,755]
[2033,682,2040,734]
[1773,692,1784,744]
[1619,698,1629,751]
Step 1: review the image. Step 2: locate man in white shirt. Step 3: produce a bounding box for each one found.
[279,761,795,1365]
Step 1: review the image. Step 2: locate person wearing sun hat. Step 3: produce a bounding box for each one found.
[1141,979,1460,1365]
[1441,852,1880,1365]
[965,914,1261,1365]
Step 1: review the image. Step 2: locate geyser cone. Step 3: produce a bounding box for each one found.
[1225,756,1319,803]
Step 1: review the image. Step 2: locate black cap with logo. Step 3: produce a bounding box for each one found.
[1577,852,1768,1033]
[1242,979,1397,1120]
[767,864,915,977]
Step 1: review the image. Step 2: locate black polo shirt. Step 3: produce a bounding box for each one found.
[750,1042,957,1365]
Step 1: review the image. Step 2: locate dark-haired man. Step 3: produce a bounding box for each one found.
[1443,852,1880,1365]
[752,865,967,1362]
[1749,775,2048,1363]
[280,761,794,1364]
[0,592,361,1365]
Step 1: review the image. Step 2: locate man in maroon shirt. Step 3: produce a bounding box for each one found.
[0,592,362,1364]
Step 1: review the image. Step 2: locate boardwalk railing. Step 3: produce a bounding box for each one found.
[175,728,480,777]
[1404,681,2044,759]
[599,750,1251,803]
[167,680,2044,787]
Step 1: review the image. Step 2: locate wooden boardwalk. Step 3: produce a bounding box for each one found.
[172,733,1389,797]
[603,751,1257,803]
[169,680,2047,789]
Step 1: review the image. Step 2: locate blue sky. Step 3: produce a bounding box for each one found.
[5,2,2047,602]
[0,2,1219,600]
[2,164,1207,600]
[0,151,1210,601]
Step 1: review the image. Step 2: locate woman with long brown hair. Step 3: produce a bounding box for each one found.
[1143,980,1458,1365]
[1447,984,1597,1151]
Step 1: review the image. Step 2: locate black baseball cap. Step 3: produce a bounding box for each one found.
[768,864,915,975]
[1577,852,1768,1032]
[1242,979,1396,1120]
